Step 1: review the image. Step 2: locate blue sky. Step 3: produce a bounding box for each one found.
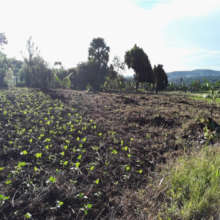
[135,0,171,9]
[1,0,220,73]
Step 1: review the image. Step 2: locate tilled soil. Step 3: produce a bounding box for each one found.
[45,89,220,218]
[2,88,220,220]
[47,89,220,163]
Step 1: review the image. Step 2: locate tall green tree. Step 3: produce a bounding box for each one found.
[88,37,110,67]
[70,37,110,90]
[125,44,154,90]
[0,33,8,87]
[22,37,53,88]
[0,52,8,87]
[153,64,168,93]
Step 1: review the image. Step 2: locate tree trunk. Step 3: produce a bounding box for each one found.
[136,81,139,91]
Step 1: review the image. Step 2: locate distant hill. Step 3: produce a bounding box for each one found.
[168,69,220,84]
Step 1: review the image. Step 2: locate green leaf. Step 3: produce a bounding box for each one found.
[94,178,100,184]
[82,137,87,143]
[21,150,28,155]
[125,165,131,171]
[24,212,32,219]
[75,162,80,168]
[56,200,64,208]
[48,176,56,183]
[0,167,5,171]
[90,166,95,171]
[138,169,143,174]
[86,203,93,209]
[0,194,9,201]
[120,140,124,146]
[111,149,118,155]
[65,139,70,144]
[123,146,128,151]
[77,154,82,160]
[35,152,42,158]
[17,161,26,168]
[5,180,12,185]
[63,161,68,166]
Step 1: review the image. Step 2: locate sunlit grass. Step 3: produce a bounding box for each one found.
[164,146,220,219]
[189,94,220,103]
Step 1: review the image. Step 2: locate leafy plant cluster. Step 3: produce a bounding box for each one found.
[0,88,150,219]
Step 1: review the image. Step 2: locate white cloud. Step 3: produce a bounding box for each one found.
[1,0,220,72]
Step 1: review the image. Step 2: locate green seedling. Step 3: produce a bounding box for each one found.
[47,176,56,184]
[24,212,32,219]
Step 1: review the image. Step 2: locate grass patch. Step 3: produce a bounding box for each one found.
[189,94,220,103]
[163,146,220,219]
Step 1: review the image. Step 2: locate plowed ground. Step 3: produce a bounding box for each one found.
[1,88,220,219]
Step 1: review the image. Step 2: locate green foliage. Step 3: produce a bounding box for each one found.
[88,37,110,68]
[24,212,32,219]
[190,80,202,92]
[165,147,220,219]
[125,44,154,90]
[8,58,23,84]
[22,37,53,88]
[153,64,168,93]
[4,68,15,88]
[70,61,108,90]
[48,176,56,183]
[0,52,9,87]
[0,50,23,88]
[69,37,111,90]
[52,63,73,88]
[103,74,126,91]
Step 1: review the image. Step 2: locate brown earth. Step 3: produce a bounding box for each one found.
[44,89,220,218]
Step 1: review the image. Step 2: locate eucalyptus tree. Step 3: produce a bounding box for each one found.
[153,64,168,93]
[125,44,154,90]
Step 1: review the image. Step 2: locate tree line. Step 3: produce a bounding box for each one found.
[0,33,168,92]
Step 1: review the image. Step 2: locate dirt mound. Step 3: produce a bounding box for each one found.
[151,115,176,128]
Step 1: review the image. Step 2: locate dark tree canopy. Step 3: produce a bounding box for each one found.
[70,61,108,90]
[88,38,110,67]
[124,44,153,89]
[153,64,168,93]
